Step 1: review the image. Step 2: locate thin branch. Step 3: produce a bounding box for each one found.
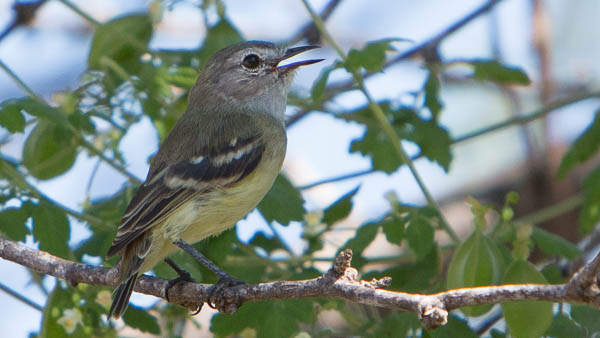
[288,0,344,45]
[297,90,600,190]
[1,237,599,330]
[56,0,100,26]
[301,0,459,242]
[0,281,43,311]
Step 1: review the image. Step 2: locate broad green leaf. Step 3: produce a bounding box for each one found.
[558,110,600,177]
[546,313,584,338]
[501,260,553,338]
[447,231,505,316]
[580,166,600,232]
[32,201,70,259]
[428,314,477,337]
[258,174,305,224]
[531,227,580,260]
[211,300,314,337]
[424,69,443,119]
[88,14,152,74]
[406,217,434,260]
[247,231,283,254]
[84,186,134,225]
[338,222,379,268]
[0,206,30,241]
[540,264,565,284]
[349,124,402,173]
[310,61,342,103]
[1,97,64,123]
[345,38,398,73]
[0,102,26,132]
[381,216,405,245]
[344,103,452,173]
[470,60,531,85]
[323,186,359,225]
[571,305,600,335]
[23,120,78,180]
[122,304,161,334]
[198,19,243,67]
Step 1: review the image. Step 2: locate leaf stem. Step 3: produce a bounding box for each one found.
[301,0,459,243]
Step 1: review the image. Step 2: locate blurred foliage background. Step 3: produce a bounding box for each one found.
[1,0,600,336]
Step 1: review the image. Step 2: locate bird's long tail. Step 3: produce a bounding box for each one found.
[108,273,139,319]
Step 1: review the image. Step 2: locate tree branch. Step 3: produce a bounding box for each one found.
[1,236,599,330]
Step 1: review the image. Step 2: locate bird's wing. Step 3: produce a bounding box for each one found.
[106,124,265,258]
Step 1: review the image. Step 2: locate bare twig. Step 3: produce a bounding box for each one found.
[1,237,599,330]
[0,281,43,311]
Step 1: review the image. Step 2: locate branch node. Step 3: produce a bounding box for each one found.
[418,300,447,330]
[333,249,353,275]
[362,277,392,289]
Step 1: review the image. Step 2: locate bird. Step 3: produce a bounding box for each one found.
[105,41,322,319]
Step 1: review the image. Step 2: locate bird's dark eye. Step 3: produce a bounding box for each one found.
[242,54,261,69]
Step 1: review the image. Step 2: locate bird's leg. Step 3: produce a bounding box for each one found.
[172,239,245,308]
[164,258,195,301]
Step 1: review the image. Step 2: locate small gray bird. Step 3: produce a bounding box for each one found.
[105,41,322,318]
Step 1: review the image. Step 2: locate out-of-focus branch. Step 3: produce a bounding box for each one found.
[1,237,599,330]
[296,90,600,190]
[301,0,459,243]
[288,0,344,45]
[0,0,48,42]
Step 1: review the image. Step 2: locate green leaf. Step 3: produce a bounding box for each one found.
[580,166,600,232]
[323,186,359,225]
[40,286,74,338]
[470,60,531,85]
[32,201,70,259]
[501,260,553,338]
[424,69,443,119]
[381,216,405,245]
[531,227,581,260]
[558,110,600,177]
[311,61,341,103]
[366,243,438,292]
[23,120,78,180]
[162,66,199,89]
[546,313,584,338]
[338,222,379,269]
[540,264,566,284]
[571,305,600,335]
[428,314,477,337]
[374,312,417,338]
[122,304,161,334]
[447,231,505,316]
[257,174,305,224]
[345,38,398,73]
[0,102,26,132]
[0,206,30,241]
[88,14,152,74]
[198,19,243,67]
[211,300,314,337]
[1,97,64,123]
[344,103,452,173]
[405,217,434,260]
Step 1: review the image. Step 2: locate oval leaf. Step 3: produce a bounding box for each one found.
[447,231,505,316]
[501,260,553,338]
[23,121,78,180]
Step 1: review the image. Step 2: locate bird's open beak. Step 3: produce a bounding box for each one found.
[277,46,324,70]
